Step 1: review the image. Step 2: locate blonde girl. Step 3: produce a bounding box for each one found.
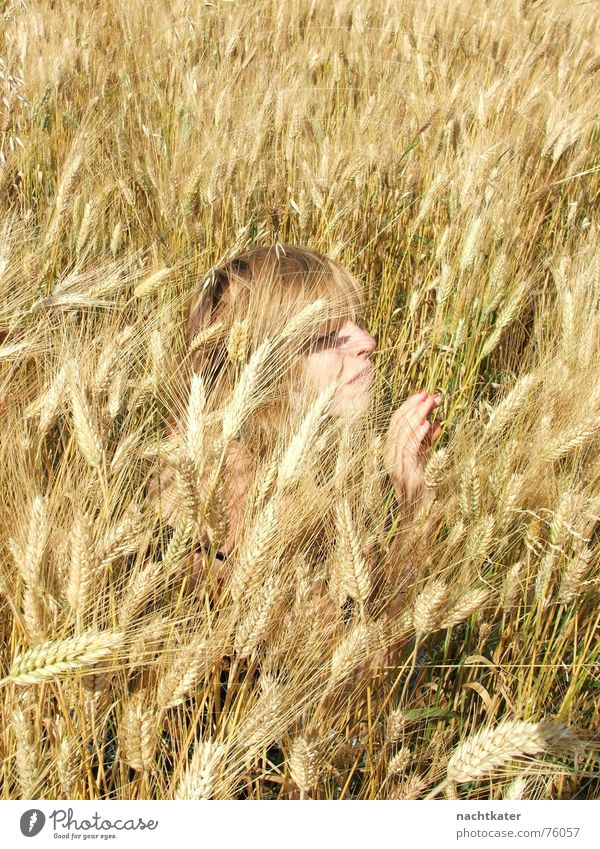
[152,243,442,580]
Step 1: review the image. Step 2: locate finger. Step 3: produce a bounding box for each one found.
[415,392,442,419]
[418,421,442,457]
[422,420,442,443]
[390,392,439,428]
[393,391,427,418]
[402,395,441,436]
[410,419,432,452]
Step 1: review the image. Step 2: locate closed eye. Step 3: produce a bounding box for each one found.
[309,320,367,351]
[312,332,342,350]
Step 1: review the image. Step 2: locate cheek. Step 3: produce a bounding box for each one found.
[304,353,344,388]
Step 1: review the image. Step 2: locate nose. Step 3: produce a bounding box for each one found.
[352,324,377,357]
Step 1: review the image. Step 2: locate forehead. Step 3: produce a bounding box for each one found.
[315,317,357,334]
[312,298,362,332]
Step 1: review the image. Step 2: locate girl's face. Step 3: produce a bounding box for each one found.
[296,319,377,418]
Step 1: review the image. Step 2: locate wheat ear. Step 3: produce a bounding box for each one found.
[69,378,103,469]
[485,374,535,438]
[37,364,68,437]
[174,741,226,799]
[329,620,370,688]
[133,266,171,298]
[239,675,286,766]
[13,709,41,798]
[412,578,450,635]
[276,382,336,491]
[66,511,97,621]
[234,570,282,659]
[333,497,371,607]
[186,373,206,476]
[118,515,192,628]
[229,499,281,603]
[21,494,48,586]
[439,719,581,790]
[440,588,491,629]
[288,735,320,796]
[558,540,594,604]
[157,637,220,709]
[3,630,123,685]
[221,337,271,443]
[121,693,159,772]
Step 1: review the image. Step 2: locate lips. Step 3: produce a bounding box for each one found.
[347,367,374,385]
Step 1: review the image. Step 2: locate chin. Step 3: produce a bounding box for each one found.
[333,387,373,418]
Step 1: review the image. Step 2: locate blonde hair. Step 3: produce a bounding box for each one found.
[172,243,367,460]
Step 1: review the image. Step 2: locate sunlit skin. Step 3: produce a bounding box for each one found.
[295,319,443,505]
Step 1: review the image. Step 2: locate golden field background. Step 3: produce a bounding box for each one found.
[0,0,599,799]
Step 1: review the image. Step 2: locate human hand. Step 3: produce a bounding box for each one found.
[383,390,443,508]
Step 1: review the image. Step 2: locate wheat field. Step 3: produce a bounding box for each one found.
[0,0,599,800]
